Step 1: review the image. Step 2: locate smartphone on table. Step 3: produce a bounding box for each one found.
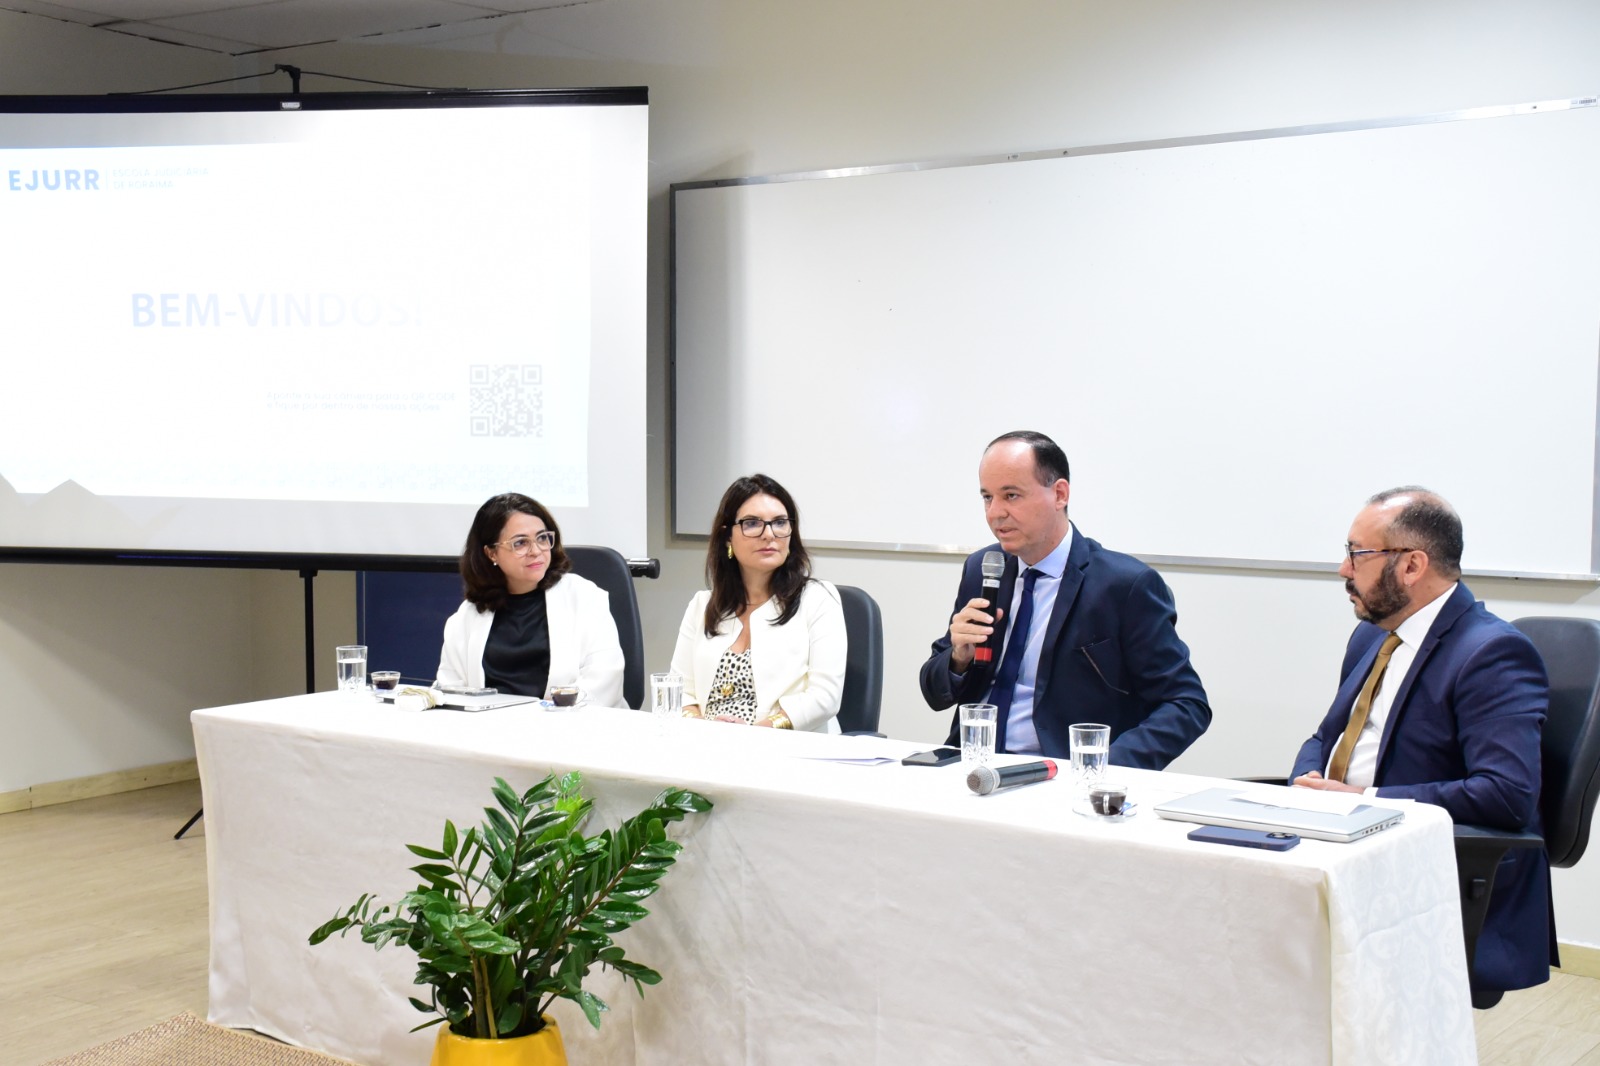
[902,747,962,767]
[1187,825,1300,851]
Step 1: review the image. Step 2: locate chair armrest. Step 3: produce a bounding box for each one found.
[1453,824,1544,853]
[1454,825,1543,892]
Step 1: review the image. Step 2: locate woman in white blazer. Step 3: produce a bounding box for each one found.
[436,493,625,708]
[670,474,846,732]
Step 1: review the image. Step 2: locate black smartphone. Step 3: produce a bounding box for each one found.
[1187,825,1300,851]
[902,747,962,767]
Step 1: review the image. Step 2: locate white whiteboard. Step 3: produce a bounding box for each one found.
[672,102,1600,577]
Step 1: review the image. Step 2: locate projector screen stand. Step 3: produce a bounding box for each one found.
[176,567,319,840]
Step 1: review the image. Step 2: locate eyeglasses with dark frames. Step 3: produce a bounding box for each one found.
[734,517,793,539]
[1344,545,1417,567]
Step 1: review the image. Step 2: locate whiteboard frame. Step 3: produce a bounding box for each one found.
[669,95,1600,582]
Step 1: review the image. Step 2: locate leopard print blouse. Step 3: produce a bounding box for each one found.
[705,648,758,723]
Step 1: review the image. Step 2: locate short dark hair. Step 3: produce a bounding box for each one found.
[1368,486,1464,580]
[703,474,812,638]
[460,492,572,612]
[987,430,1070,486]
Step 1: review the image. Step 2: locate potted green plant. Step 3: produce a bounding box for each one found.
[309,772,711,1066]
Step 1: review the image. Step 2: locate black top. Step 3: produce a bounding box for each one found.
[483,589,551,697]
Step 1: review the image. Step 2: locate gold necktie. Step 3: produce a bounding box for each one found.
[1327,631,1403,784]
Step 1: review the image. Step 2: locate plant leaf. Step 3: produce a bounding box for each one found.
[491,777,527,820]
[595,900,649,923]
[574,989,609,1029]
[307,914,351,945]
[484,806,517,848]
[608,958,662,988]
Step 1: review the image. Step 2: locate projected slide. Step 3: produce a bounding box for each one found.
[0,95,647,557]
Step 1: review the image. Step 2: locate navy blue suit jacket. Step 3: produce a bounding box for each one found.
[1292,582,1555,990]
[919,530,1210,769]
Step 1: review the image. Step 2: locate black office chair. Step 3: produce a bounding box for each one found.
[566,545,647,710]
[1456,616,1600,1008]
[835,584,884,735]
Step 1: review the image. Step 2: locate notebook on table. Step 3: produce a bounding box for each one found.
[377,687,545,711]
[1154,787,1405,843]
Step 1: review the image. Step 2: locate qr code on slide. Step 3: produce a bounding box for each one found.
[469,364,543,437]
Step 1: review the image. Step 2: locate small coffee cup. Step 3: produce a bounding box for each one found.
[371,671,401,693]
[1089,782,1128,817]
[550,685,581,708]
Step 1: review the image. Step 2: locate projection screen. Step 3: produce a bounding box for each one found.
[0,88,647,564]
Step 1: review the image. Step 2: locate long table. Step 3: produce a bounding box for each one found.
[194,693,1477,1065]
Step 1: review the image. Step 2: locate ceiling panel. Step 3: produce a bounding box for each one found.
[1,0,595,54]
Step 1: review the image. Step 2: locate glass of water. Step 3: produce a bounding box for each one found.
[1069,722,1111,804]
[959,703,999,765]
[335,645,368,692]
[650,671,683,725]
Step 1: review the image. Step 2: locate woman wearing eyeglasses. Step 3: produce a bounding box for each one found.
[670,474,847,731]
[436,492,625,706]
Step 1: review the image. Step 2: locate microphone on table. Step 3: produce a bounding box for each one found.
[972,550,1006,664]
[967,759,1058,796]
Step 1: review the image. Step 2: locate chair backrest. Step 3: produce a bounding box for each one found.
[1513,616,1600,868]
[566,545,645,710]
[835,584,884,734]
[356,570,463,684]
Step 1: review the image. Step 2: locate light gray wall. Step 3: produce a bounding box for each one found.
[4,1,1598,946]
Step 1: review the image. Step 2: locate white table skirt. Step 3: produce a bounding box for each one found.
[194,693,1476,1066]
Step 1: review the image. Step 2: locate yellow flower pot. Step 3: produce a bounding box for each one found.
[429,1018,568,1066]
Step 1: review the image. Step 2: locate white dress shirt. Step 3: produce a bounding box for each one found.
[1332,582,1457,790]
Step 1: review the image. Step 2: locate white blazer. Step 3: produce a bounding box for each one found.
[670,579,847,733]
[436,572,626,709]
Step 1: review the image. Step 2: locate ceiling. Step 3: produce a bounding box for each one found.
[0,0,594,56]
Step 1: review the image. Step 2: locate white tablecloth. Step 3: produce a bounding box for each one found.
[194,693,1477,1066]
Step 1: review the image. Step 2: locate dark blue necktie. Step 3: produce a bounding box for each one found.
[990,567,1040,754]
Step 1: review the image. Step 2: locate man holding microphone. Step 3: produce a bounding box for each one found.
[919,430,1211,768]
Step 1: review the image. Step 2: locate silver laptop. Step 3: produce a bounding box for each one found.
[1154,787,1405,843]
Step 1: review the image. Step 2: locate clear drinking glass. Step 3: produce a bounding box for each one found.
[650,671,683,724]
[335,645,368,692]
[959,703,999,765]
[1069,723,1111,802]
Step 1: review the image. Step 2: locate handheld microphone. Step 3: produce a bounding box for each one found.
[967,759,1058,796]
[973,550,1005,664]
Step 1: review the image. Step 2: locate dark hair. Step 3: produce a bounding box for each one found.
[703,474,812,638]
[460,492,572,613]
[987,430,1071,486]
[1368,486,1464,580]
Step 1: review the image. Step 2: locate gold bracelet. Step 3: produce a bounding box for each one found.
[683,706,705,719]
[768,709,793,730]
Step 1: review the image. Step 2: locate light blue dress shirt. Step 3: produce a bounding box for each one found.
[988,525,1074,754]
